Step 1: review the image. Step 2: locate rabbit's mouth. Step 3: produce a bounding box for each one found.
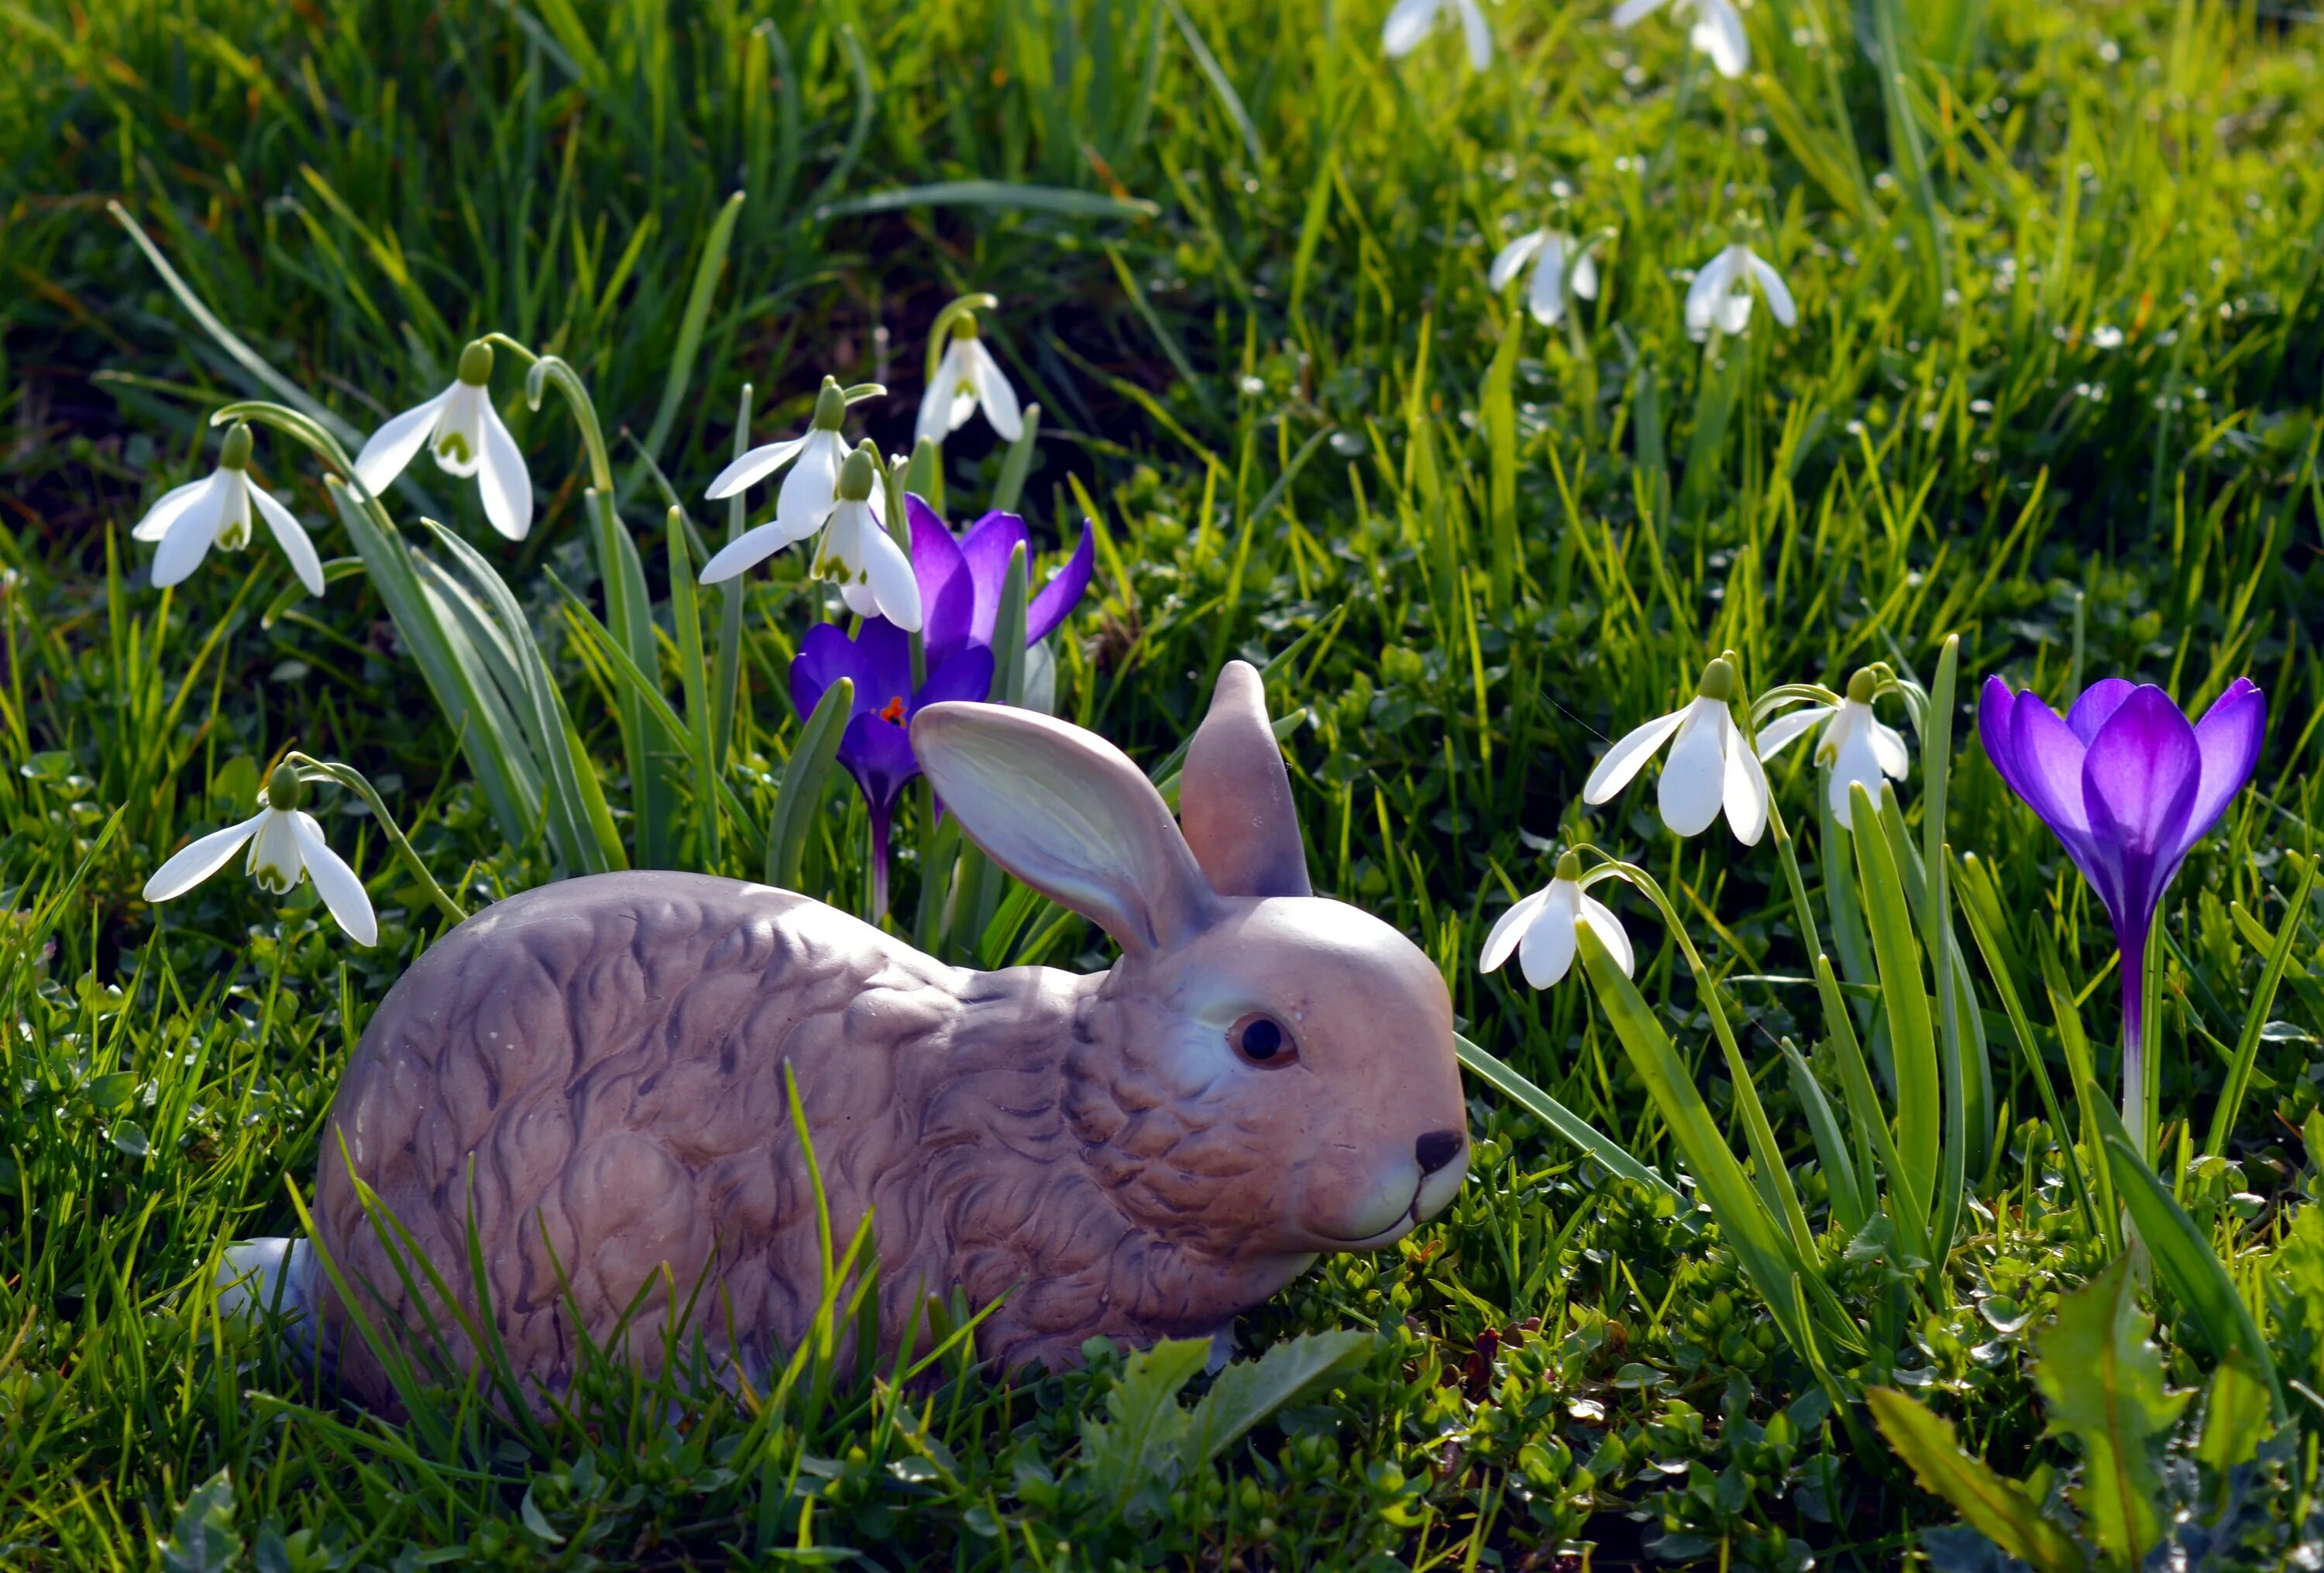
[1308,1183,1428,1251]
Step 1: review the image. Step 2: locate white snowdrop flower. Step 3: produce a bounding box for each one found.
[132,422,326,596]
[1611,0,1748,78]
[1480,852,1634,989]
[1755,669,1910,829]
[1488,229,1601,325]
[915,316,1023,448]
[353,341,532,541]
[810,446,922,631]
[1583,656,1769,844]
[700,377,856,584]
[1383,0,1493,70]
[1684,242,1796,341]
[143,765,378,945]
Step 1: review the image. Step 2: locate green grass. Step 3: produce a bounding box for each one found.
[6,0,2324,1564]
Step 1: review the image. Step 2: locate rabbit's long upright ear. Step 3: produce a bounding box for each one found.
[1178,661,1312,898]
[913,702,1218,953]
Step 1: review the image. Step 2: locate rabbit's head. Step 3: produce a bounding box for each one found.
[914,663,1467,1267]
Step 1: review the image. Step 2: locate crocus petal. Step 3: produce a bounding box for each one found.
[248,480,327,596]
[698,520,795,584]
[2081,687,2201,926]
[246,809,304,894]
[1382,0,1439,57]
[1480,884,1552,974]
[353,386,453,496]
[705,434,811,500]
[1659,699,1729,837]
[150,485,227,587]
[1518,882,1581,988]
[429,383,487,479]
[968,342,1024,441]
[1026,520,1097,645]
[1528,242,1568,325]
[476,401,533,541]
[1870,720,1910,781]
[2181,680,2266,853]
[838,710,921,818]
[2008,695,2095,840]
[132,476,215,542]
[959,510,1033,646]
[1693,0,1750,77]
[1578,893,1634,977]
[790,621,874,723]
[917,642,995,709]
[1718,710,1770,844]
[1455,0,1492,69]
[1977,676,2027,797]
[859,518,925,632]
[1490,230,1548,294]
[143,812,265,902]
[1611,0,1666,27]
[907,495,976,657]
[1746,250,1795,326]
[1584,706,1689,803]
[2066,678,2138,745]
[915,343,963,447]
[292,812,377,946]
[1754,703,1831,761]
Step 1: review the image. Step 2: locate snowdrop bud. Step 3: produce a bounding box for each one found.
[219,422,253,471]
[1555,847,1583,881]
[1846,667,1879,703]
[264,764,308,813]
[1696,656,1738,702]
[836,445,879,503]
[456,340,494,386]
[953,314,982,342]
[812,377,849,431]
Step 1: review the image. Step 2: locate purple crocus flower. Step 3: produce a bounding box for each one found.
[790,619,994,917]
[1978,675,2265,1154]
[905,496,1095,666]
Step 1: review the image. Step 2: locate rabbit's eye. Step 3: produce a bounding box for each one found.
[1229,1014,1296,1066]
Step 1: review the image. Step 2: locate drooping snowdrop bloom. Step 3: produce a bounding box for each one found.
[1685,242,1796,341]
[1611,0,1748,79]
[132,422,325,596]
[810,445,922,631]
[1480,851,1634,989]
[915,314,1023,448]
[1383,0,1493,70]
[700,377,856,583]
[143,765,378,945]
[353,340,533,541]
[1488,229,1600,326]
[1755,668,1910,828]
[1584,656,1769,844]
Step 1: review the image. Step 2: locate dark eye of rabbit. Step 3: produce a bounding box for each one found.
[1230,1014,1295,1066]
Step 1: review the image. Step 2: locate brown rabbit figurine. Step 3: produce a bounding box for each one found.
[222,662,1468,1408]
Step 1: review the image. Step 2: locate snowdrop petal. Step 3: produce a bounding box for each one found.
[1755,704,1831,760]
[1381,0,1439,57]
[1693,0,1750,77]
[1826,721,1887,828]
[698,520,796,585]
[775,431,847,543]
[969,342,1024,441]
[1720,712,1771,845]
[1480,884,1552,974]
[1684,250,1731,338]
[354,386,453,496]
[1518,884,1581,988]
[1716,287,1755,336]
[429,383,487,479]
[1656,700,1729,835]
[150,486,227,587]
[1572,248,1600,301]
[247,809,304,894]
[1583,706,1689,802]
[143,812,265,902]
[859,513,925,632]
[1455,0,1492,70]
[1528,242,1568,325]
[915,345,962,447]
[1747,250,1796,327]
[476,402,534,541]
[132,476,215,542]
[1579,893,1634,977]
[248,480,326,596]
[1871,720,1911,781]
[1611,0,1667,28]
[1489,230,1548,294]
[705,434,810,500]
[292,812,377,946]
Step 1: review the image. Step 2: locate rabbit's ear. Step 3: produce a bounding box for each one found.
[1179,661,1312,899]
[913,702,1218,953]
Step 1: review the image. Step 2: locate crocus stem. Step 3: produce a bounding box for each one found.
[870,811,892,922]
[2119,931,2148,1164]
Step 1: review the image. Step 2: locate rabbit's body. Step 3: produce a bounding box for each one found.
[259,665,1468,1409]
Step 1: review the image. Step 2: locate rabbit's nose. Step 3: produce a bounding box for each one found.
[1415,1129,1463,1175]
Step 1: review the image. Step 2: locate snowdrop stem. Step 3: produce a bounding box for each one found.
[284,752,468,927]
[490,335,616,497]
[923,293,1000,386]
[1747,682,1843,726]
[1600,859,1818,1259]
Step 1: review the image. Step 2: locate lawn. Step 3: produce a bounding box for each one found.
[5,0,2324,1564]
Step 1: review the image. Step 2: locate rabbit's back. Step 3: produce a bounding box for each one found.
[311,871,967,1406]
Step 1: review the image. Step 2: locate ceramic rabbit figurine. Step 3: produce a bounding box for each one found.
[226,662,1467,1410]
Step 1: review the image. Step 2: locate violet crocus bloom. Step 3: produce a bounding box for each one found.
[905,497,1095,667]
[1978,675,2265,1154]
[791,619,994,918]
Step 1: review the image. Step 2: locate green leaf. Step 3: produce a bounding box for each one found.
[1865,1388,2086,1573]
[1077,1337,1209,1520]
[816,180,1160,221]
[765,677,854,893]
[1181,1329,1369,1472]
[1848,779,1939,1230]
[636,191,744,476]
[159,1469,242,1573]
[2194,1355,2274,1475]
[1452,1032,1683,1207]
[2206,867,2316,1158]
[2030,1253,2186,1568]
